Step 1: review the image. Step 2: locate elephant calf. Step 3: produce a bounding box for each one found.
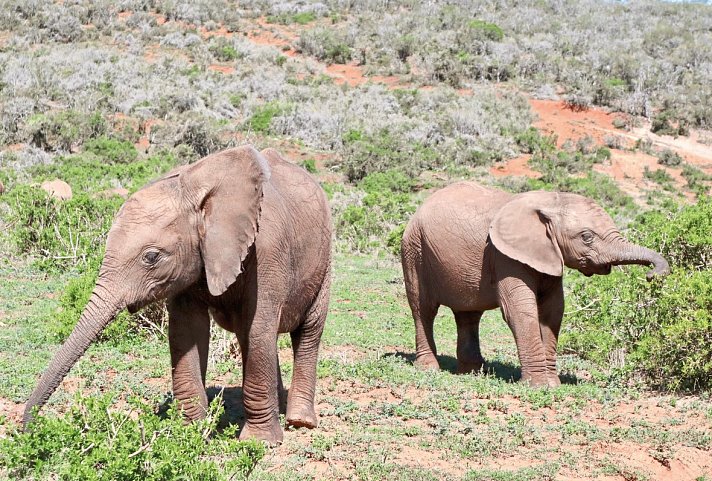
[24,146,332,444]
[401,181,669,386]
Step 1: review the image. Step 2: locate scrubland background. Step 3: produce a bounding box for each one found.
[1,1,711,480]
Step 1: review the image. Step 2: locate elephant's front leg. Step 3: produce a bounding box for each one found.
[168,295,210,420]
[538,278,564,387]
[496,264,549,387]
[238,308,283,445]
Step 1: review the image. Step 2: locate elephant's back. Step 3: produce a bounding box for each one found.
[404,181,510,311]
[412,182,511,236]
[259,148,332,233]
[253,149,331,329]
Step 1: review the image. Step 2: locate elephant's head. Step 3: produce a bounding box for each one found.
[23,145,271,426]
[489,191,670,280]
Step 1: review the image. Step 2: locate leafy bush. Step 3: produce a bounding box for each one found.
[681,163,711,196]
[84,137,138,164]
[0,395,265,481]
[296,27,353,64]
[5,186,123,271]
[657,148,683,167]
[643,166,674,190]
[651,110,688,137]
[29,151,176,194]
[266,12,317,25]
[333,170,417,254]
[340,129,439,182]
[300,158,317,173]
[245,102,289,134]
[563,199,712,391]
[467,20,504,41]
[24,111,107,152]
[52,264,167,344]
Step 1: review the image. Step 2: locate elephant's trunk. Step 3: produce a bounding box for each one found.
[23,283,122,427]
[607,240,671,281]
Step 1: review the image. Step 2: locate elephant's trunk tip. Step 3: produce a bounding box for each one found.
[646,258,671,282]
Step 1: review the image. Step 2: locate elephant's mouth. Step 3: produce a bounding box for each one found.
[582,264,612,277]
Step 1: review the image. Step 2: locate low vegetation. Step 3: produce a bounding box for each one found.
[0,0,711,478]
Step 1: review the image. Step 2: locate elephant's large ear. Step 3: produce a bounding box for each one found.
[489,191,564,277]
[181,146,271,296]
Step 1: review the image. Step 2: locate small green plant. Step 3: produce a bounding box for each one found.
[5,185,123,271]
[340,128,439,182]
[24,111,107,152]
[300,158,317,173]
[209,40,240,62]
[266,12,317,25]
[681,163,711,196]
[84,136,138,164]
[651,110,688,137]
[657,148,683,167]
[245,102,287,133]
[0,395,265,481]
[467,19,504,41]
[643,166,674,190]
[296,27,352,64]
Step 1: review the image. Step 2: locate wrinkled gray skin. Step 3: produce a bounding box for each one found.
[401,182,670,387]
[24,146,332,444]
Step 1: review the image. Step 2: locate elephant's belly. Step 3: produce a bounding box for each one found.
[430,270,499,313]
[210,308,235,333]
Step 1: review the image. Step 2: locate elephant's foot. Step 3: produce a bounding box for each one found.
[239,419,284,445]
[547,374,561,388]
[414,353,440,371]
[519,370,550,388]
[457,356,485,374]
[286,402,318,429]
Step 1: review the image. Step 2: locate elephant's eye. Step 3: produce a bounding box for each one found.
[142,250,161,265]
[581,232,594,244]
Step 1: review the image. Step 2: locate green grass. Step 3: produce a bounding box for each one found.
[3,253,710,480]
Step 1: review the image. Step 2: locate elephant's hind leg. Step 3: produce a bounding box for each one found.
[167,295,210,421]
[402,249,440,370]
[454,311,485,374]
[286,275,330,429]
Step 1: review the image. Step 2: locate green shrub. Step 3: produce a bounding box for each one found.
[334,170,417,254]
[657,148,683,167]
[210,44,240,62]
[30,151,176,193]
[633,197,712,270]
[300,158,318,173]
[24,111,106,152]
[0,395,265,481]
[643,166,674,190]
[84,136,138,164]
[467,20,504,41]
[296,27,352,64]
[245,102,288,134]
[5,186,123,271]
[681,163,711,196]
[563,199,712,391]
[266,12,317,25]
[651,110,688,137]
[340,129,439,182]
[51,264,159,344]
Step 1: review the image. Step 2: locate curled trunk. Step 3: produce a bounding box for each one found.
[23,284,121,427]
[608,240,671,281]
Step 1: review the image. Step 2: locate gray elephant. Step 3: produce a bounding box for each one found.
[24,146,332,444]
[401,181,669,387]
